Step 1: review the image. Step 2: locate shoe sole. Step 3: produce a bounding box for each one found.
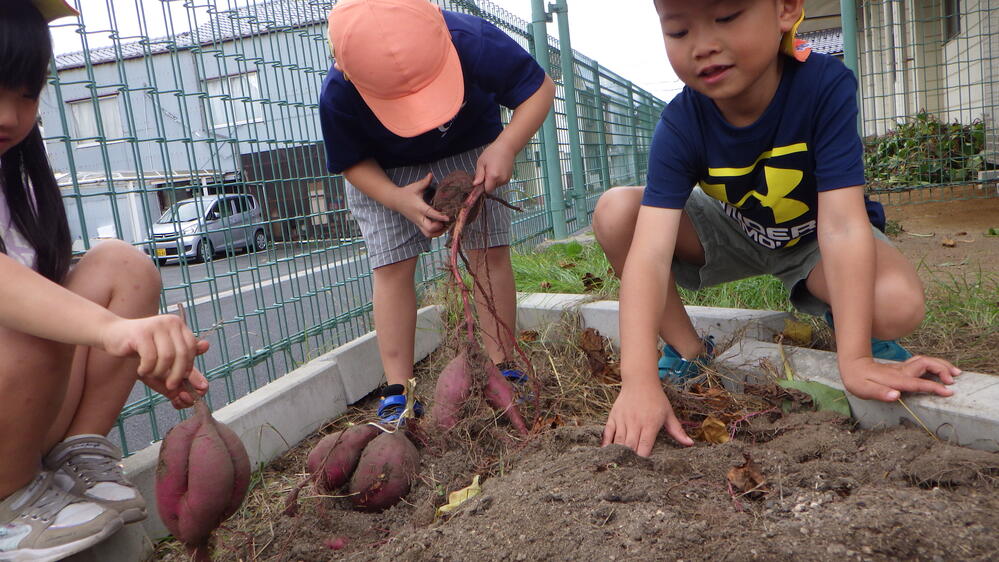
[0,515,123,562]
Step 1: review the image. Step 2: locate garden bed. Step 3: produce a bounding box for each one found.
[153,323,999,561]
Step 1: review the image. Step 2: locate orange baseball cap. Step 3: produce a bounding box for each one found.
[31,0,79,22]
[328,0,464,138]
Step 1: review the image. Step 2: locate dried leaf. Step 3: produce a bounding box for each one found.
[559,261,577,269]
[578,328,620,384]
[780,318,813,346]
[956,231,968,236]
[697,416,730,444]
[726,452,767,498]
[518,330,540,343]
[942,238,957,247]
[531,415,564,432]
[539,281,552,290]
[435,475,482,518]
[581,272,604,292]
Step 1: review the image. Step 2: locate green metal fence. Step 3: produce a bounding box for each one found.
[42,0,664,454]
[852,0,998,204]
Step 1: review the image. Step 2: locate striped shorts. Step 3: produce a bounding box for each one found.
[345,145,511,269]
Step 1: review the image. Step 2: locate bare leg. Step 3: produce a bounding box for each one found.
[45,240,162,450]
[805,238,925,340]
[372,257,418,387]
[1,240,160,499]
[592,186,708,359]
[465,245,517,364]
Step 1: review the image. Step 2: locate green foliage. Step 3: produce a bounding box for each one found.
[511,241,620,297]
[864,111,987,190]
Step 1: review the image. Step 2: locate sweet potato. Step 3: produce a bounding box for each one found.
[484,360,529,436]
[348,431,420,512]
[156,400,250,555]
[307,424,381,492]
[433,170,482,228]
[431,351,473,431]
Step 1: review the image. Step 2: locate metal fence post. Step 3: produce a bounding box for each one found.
[591,60,611,192]
[530,0,567,239]
[551,0,587,228]
[840,0,862,131]
[626,80,642,184]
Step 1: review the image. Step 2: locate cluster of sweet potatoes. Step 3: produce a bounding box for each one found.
[306,424,419,512]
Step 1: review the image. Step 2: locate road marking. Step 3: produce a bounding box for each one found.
[164,254,368,314]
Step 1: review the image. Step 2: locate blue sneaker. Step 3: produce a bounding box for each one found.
[377,394,424,424]
[499,364,531,403]
[823,311,914,362]
[658,335,716,384]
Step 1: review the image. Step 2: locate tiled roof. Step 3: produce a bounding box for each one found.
[55,0,328,70]
[799,27,844,56]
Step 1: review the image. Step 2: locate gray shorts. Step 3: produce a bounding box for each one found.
[673,187,891,316]
[345,146,511,269]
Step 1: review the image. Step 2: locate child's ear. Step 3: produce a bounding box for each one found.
[778,0,805,34]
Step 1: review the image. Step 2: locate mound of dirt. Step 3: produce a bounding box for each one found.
[154,327,999,562]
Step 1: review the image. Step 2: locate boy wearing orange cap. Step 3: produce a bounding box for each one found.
[593,0,961,457]
[321,0,555,422]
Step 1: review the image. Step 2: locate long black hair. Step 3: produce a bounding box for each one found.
[0,2,71,283]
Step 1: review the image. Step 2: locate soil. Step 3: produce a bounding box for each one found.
[153,322,999,562]
[878,188,999,280]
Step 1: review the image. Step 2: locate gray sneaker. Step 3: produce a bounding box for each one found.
[44,435,147,524]
[0,470,122,562]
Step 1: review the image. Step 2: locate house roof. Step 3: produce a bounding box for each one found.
[55,0,328,70]
[799,27,844,56]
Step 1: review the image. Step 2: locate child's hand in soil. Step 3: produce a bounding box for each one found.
[398,173,450,237]
[100,314,210,398]
[473,140,515,194]
[603,380,694,457]
[839,355,960,402]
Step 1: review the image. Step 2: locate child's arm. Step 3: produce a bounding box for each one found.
[0,253,209,402]
[817,187,959,400]
[342,158,451,237]
[474,75,556,193]
[602,205,694,457]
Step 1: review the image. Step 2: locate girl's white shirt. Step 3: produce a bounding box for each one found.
[0,180,38,270]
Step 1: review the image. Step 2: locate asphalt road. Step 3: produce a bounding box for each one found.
[113,242,377,453]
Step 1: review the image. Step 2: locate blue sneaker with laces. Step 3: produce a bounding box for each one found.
[658,335,716,384]
[377,393,424,424]
[498,363,531,402]
[823,311,913,362]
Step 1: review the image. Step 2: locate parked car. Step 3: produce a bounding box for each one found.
[144,194,267,264]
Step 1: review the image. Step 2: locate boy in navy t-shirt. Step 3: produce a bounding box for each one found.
[320,0,554,421]
[593,0,961,456]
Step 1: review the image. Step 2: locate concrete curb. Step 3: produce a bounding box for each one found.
[717,339,999,452]
[68,305,442,562]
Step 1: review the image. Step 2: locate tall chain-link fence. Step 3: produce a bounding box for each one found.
[41,0,664,454]
[855,0,998,204]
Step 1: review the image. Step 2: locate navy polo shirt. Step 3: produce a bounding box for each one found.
[319,10,546,174]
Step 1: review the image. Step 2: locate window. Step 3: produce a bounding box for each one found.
[204,72,263,128]
[69,95,124,143]
[944,0,960,41]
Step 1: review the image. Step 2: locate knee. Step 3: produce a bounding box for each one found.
[873,282,925,338]
[592,187,640,246]
[84,240,162,297]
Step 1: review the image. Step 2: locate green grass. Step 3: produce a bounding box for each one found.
[511,240,794,312]
[510,241,998,373]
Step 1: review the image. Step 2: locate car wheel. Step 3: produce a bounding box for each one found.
[156,257,169,266]
[252,229,267,252]
[199,239,215,263]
